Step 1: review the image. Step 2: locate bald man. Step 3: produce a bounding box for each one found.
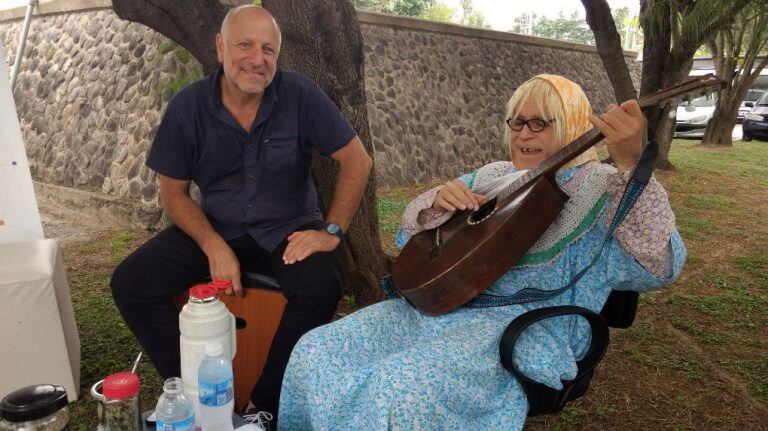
[111,6,372,426]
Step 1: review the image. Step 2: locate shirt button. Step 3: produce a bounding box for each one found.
[247,204,253,208]
[248,173,254,179]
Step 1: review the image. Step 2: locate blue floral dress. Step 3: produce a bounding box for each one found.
[278,161,686,430]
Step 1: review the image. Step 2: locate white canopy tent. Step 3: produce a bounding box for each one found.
[0,4,81,402]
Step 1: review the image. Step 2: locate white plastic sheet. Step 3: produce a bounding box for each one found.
[0,39,44,243]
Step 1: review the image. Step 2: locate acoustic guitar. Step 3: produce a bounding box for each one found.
[390,75,725,316]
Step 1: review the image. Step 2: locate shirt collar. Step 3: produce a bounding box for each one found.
[209,66,281,132]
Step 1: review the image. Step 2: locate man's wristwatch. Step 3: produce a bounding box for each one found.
[324,222,344,242]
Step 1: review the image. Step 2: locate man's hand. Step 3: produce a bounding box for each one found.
[588,99,646,174]
[283,229,340,264]
[159,175,243,296]
[203,238,243,296]
[433,179,488,212]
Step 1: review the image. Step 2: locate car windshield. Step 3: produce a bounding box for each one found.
[757,92,768,106]
[680,94,716,108]
[746,90,765,102]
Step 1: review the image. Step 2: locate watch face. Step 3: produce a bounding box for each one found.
[326,223,340,234]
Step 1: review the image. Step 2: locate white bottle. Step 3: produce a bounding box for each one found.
[155,377,195,431]
[179,284,236,429]
[198,342,235,431]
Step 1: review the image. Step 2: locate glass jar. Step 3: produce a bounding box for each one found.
[0,384,69,431]
[101,372,141,431]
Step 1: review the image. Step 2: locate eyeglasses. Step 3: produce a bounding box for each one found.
[506,117,556,132]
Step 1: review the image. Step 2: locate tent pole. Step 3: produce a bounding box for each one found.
[10,0,38,90]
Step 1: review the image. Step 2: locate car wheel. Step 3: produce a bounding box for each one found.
[743,133,753,142]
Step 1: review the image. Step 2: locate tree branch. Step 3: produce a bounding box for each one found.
[674,0,753,66]
[112,0,227,72]
[581,0,637,103]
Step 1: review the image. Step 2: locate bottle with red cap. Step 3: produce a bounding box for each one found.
[179,281,236,430]
[101,371,141,431]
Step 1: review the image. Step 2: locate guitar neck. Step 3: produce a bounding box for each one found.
[485,128,603,202]
[487,74,724,201]
[513,88,676,187]
[529,128,605,179]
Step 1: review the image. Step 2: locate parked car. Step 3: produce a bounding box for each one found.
[737,89,765,123]
[742,91,768,142]
[675,93,716,139]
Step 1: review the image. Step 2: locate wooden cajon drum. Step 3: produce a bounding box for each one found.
[174,271,286,410]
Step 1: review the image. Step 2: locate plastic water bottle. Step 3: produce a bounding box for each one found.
[155,377,195,431]
[179,283,236,428]
[198,342,234,431]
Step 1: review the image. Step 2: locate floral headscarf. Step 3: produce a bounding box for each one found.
[528,74,599,169]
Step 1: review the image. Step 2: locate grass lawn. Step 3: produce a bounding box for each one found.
[59,139,767,430]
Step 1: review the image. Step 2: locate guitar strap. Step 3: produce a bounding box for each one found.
[381,140,660,308]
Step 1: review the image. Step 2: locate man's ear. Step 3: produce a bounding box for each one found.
[215,33,224,63]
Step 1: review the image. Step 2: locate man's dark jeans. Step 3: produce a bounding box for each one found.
[110,221,341,415]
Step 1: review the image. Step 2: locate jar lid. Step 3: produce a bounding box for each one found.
[102,372,140,400]
[0,384,68,422]
[209,279,231,293]
[190,285,217,300]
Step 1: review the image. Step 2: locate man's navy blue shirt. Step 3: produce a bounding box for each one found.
[146,68,356,251]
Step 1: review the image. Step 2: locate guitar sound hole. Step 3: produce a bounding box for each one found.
[235,317,247,330]
[467,198,497,225]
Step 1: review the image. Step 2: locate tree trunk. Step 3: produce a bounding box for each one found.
[634,0,754,169]
[112,0,226,73]
[263,0,389,305]
[640,23,692,171]
[113,0,390,306]
[651,59,693,171]
[702,109,738,147]
[581,0,637,104]
[702,84,740,147]
[639,0,674,169]
[653,107,677,170]
[704,3,768,147]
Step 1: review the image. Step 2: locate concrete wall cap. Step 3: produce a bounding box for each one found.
[0,2,637,60]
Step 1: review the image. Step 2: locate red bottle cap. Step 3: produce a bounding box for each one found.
[102,372,140,400]
[190,285,216,300]
[209,279,232,293]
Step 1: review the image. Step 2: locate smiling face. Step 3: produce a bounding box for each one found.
[216,7,281,98]
[508,98,560,170]
[504,75,599,171]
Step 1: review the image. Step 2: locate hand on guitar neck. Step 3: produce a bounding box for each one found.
[588,99,646,174]
[431,98,646,214]
[392,74,723,317]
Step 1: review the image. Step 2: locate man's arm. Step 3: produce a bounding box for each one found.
[159,175,244,295]
[325,136,373,231]
[282,136,372,264]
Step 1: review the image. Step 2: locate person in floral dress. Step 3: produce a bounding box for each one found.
[277,74,686,430]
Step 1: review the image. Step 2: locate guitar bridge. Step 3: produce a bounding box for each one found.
[429,228,442,260]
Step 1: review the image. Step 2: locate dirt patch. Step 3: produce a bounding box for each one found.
[37,194,115,248]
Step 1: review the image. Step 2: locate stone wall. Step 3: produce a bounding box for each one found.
[1,7,203,227]
[360,12,640,187]
[1,4,639,228]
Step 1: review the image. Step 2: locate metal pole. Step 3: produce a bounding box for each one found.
[10,0,38,89]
